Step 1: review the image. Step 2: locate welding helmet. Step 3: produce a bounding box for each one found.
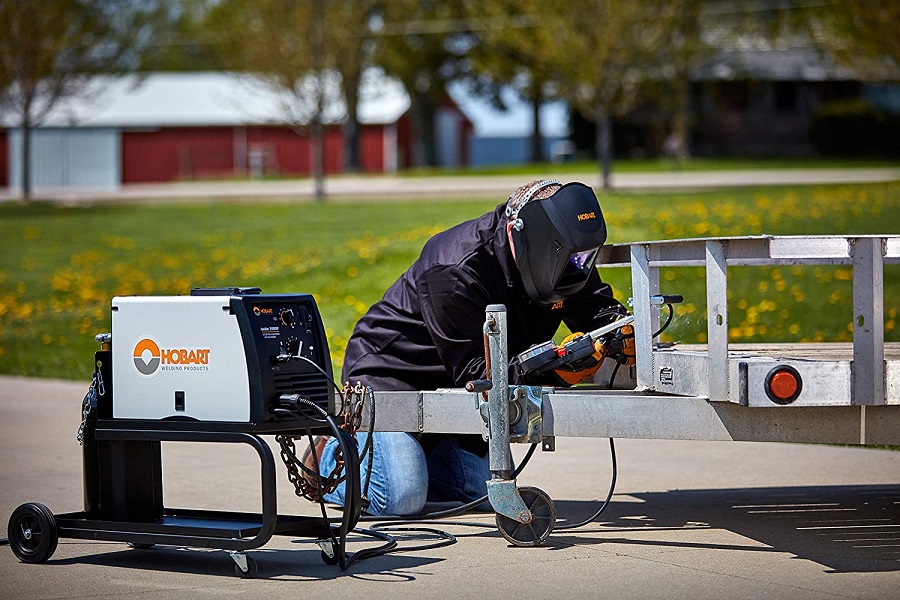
[508,181,607,305]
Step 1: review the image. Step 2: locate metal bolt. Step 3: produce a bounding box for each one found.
[518,510,533,524]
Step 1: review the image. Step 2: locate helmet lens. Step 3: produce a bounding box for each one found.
[568,248,597,271]
[557,247,599,288]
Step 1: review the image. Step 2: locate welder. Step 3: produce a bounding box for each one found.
[314,179,628,515]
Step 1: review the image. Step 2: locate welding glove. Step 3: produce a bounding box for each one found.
[553,332,607,386]
[620,322,636,366]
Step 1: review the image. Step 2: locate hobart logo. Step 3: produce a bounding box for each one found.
[133,337,211,377]
[577,212,596,222]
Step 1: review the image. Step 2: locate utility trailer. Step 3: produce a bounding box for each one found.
[354,234,900,544]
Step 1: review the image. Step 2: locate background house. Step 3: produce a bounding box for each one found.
[0,70,472,193]
[447,83,570,167]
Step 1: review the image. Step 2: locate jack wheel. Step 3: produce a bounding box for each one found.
[495,486,556,547]
[320,550,340,566]
[234,556,258,578]
[8,503,58,563]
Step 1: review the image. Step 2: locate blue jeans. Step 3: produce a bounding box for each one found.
[320,432,491,516]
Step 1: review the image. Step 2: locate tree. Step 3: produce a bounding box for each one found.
[811,1,900,79]
[507,1,670,189]
[463,0,557,164]
[327,1,379,173]
[137,0,229,72]
[0,0,156,199]
[204,0,376,197]
[373,0,473,168]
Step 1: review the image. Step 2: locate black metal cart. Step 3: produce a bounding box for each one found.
[7,342,354,577]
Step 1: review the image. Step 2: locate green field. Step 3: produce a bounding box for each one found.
[1,181,898,382]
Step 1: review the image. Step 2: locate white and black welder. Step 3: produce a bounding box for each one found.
[110,287,335,427]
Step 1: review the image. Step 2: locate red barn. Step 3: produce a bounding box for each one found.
[1,71,471,193]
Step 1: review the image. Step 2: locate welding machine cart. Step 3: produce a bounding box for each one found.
[7,289,361,577]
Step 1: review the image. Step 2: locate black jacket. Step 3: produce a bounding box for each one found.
[342,203,624,391]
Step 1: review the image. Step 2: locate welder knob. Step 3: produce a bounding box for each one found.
[280,309,295,327]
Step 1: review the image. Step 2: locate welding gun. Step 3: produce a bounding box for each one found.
[515,314,635,377]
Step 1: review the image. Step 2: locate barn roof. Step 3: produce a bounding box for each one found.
[1,69,411,128]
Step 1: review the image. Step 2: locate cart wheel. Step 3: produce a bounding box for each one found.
[234,556,258,579]
[320,550,340,566]
[495,486,556,547]
[126,542,155,550]
[7,502,59,563]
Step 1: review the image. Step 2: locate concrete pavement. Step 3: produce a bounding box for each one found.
[1,375,899,599]
[2,167,899,203]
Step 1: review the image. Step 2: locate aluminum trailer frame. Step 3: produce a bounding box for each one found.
[362,235,900,447]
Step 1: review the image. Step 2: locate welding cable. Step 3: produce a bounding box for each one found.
[305,424,397,569]
[652,303,675,339]
[554,437,617,530]
[341,444,544,558]
[289,354,348,412]
[284,355,376,489]
[0,537,8,546]
[289,397,397,569]
[358,441,539,524]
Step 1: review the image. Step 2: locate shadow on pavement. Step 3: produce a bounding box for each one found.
[49,538,443,581]
[548,484,900,573]
[35,484,900,577]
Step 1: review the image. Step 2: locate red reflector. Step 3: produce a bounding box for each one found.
[769,371,799,399]
[765,365,802,404]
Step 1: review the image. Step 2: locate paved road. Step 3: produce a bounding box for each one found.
[1,376,898,599]
[2,167,899,203]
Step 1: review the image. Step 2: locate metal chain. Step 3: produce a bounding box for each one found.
[76,370,102,446]
[275,383,368,503]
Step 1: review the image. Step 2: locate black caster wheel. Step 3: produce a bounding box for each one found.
[495,486,556,547]
[126,542,155,550]
[234,556,258,579]
[8,502,59,563]
[320,550,340,566]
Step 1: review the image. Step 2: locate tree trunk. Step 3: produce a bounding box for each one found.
[312,120,325,201]
[671,75,691,167]
[595,105,612,190]
[343,73,361,173]
[343,118,360,173]
[530,96,544,163]
[21,118,32,201]
[311,0,326,201]
[410,93,437,168]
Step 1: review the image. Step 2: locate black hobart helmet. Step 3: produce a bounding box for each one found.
[508,181,607,305]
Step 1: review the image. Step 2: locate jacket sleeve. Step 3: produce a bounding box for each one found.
[559,268,627,334]
[416,264,492,387]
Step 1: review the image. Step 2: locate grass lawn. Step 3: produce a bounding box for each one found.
[1,181,898,382]
[400,157,900,177]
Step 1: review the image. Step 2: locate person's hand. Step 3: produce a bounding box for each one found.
[553,333,606,385]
